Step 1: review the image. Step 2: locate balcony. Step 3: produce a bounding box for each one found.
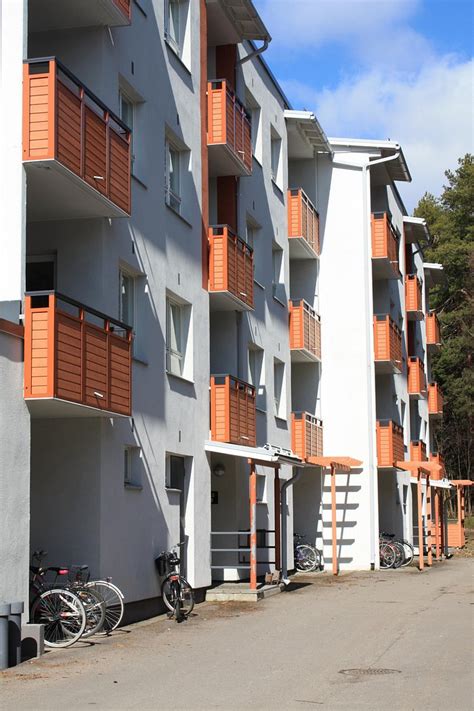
[410,440,427,461]
[405,275,424,320]
[207,80,252,177]
[429,453,445,480]
[287,188,320,259]
[23,59,131,221]
[28,0,131,32]
[376,420,404,468]
[208,226,254,311]
[371,212,400,279]
[426,312,441,348]
[289,300,321,363]
[210,375,256,447]
[24,292,132,418]
[373,315,402,374]
[428,383,443,417]
[291,412,323,461]
[408,357,426,398]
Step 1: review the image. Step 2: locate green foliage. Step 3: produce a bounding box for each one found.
[414,155,473,482]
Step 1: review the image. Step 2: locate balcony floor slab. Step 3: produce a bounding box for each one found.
[26,397,129,419]
[290,348,321,364]
[372,259,400,280]
[208,144,251,178]
[289,238,319,260]
[28,0,130,32]
[25,160,129,221]
[209,290,252,312]
[374,360,402,375]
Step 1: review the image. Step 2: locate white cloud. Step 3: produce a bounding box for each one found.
[281,58,474,210]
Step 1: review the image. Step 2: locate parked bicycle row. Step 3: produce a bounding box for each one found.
[30,543,195,648]
[379,533,415,569]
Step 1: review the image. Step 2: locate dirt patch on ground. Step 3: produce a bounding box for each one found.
[453,528,474,558]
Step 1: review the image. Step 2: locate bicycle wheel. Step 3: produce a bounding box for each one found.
[399,539,414,567]
[379,542,396,569]
[162,576,195,616]
[391,542,405,569]
[75,588,106,638]
[85,581,124,634]
[31,588,86,648]
[295,544,318,572]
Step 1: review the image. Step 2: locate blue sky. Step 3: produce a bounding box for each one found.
[254,0,474,211]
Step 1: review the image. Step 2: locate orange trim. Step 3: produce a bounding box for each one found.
[249,461,257,591]
[0,319,24,339]
[371,212,399,275]
[417,472,424,570]
[330,465,337,575]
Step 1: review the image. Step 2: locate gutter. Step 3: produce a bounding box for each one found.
[237,38,270,65]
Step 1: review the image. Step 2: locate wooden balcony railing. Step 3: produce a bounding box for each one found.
[207,80,252,175]
[210,375,256,447]
[287,188,320,256]
[289,299,321,361]
[405,275,423,317]
[428,383,443,416]
[410,440,427,461]
[291,412,323,461]
[23,58,131,215]
[408,357,426,396]
[24,292,132,416]
[371,212,400,278]
[376,420,404,467]
[373,315,402,370]
[208,226,254,309]
[429,453,445,480]
[426,312,441,347]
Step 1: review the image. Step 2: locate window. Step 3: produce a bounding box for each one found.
[273,358,286,419]
[166,454,185,490]
[119,89,135,168]
[270,126,282,186]
[166,295,192,380]
[246,90,262,163]
[256,473,266,503]
[165,139,182,213]
[272,244,285,302]
[248,346,265,411]
[165,0,190,64]
[26,255,56,292]
[124,446,142,488]
[119,269,135,328]
[246,218,263,284]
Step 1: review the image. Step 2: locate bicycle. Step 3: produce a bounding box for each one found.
[155,544,194,622]
[294,534,322,572]
[30,560,87,648]
[380,533,414,568]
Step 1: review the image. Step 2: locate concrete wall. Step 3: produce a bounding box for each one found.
[0,331,31,609]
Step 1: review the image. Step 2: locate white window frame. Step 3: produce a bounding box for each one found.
[165,139,182,213]
[124,446,142,489]
[270,126,282,186]
[119,268,135,330]
[164,0,191,65]
[256,473,266,503]
[119,89,135,163]
[166,295,193,381]
[273,358,286,420]
[248,346,265,411]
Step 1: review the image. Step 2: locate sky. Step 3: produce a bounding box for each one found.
[254,0,474,212]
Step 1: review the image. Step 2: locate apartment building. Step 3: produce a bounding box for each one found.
[0,0,448,622]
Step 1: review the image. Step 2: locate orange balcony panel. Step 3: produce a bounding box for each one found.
[287,188,320,259]
[428,382,443,417]
[24,292,132,417]
[208,226,254,310]
[410,440,427,461]
[371,212,400,279]
[376,420,404,468]
[373,315,402,373]
[426,312,441,348]
[207,80,252,177]
[289,299,321,363]
[23,59,131,220]
[210,375,256,447]
[408,357,426,398]
[429,453,445,480]
[448,523,465,548]
[405,275,424,320]
[291,412,323,461]
[28,0,131,31]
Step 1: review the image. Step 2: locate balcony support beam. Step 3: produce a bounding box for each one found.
[417,470,424,571]
[249,460,257,591]
[274,466,281,572]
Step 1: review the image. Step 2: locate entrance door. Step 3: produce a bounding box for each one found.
[168,455,187,576]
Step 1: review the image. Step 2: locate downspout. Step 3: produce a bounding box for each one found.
[280,466,302,584]
[236,38,270,65]
[331,150,401,570]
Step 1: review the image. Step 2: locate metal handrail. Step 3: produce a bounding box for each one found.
[25,57,131,134]
[288,186,320,218]
[25,290,132,333]
[209,224,254,254]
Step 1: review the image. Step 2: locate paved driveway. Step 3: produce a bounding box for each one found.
[2,557,473,710]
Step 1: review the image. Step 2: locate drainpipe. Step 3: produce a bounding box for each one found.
[237,38,270,65]
[331,150,401,570]
[280,466,302,584]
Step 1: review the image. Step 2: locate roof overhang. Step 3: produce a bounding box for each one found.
[206,0,271,46]
[307,456,363,472]
[396,460,442,476]
[424,262,445,287]
[450,480,473,487]
[410,477,452,489]
[329,138,411,182]
[404,216,430,245]
[285,110,332,159]
[205,441,304,467]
